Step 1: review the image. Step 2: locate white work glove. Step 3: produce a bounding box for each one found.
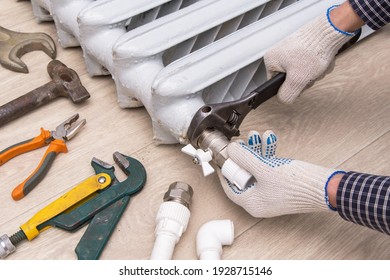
[218,130,344,218]
[264,6,356,104]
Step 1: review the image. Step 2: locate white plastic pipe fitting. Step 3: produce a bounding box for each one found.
[196,219,234,260]
[150,182,194,260]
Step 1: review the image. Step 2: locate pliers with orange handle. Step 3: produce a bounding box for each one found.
[0,113,86,200]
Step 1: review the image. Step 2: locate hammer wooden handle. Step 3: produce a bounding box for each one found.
[0,82,59,127]
[0,60,90,127]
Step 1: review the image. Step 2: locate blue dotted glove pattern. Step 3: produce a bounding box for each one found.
[225,130,292,194]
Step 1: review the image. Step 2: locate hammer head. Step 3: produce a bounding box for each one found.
[47,60,91,103]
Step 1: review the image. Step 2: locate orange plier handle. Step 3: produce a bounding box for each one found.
[0,128,52,166]
[0,128,68,200]
[12,139,68,200]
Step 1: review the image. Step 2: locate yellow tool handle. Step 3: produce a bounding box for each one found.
[0,128,51,166]
[20,173,111,240]
[11,139,68,201]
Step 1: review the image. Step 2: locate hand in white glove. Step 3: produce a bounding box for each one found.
[264,5,358,104]
[218,130,344,218]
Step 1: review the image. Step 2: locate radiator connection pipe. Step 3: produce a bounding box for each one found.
[182,129,255,190]
[150,182,194,260]
[196,219,234,260]
[198,129,255,190]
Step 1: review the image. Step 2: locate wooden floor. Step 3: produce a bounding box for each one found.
[1,0,389,260]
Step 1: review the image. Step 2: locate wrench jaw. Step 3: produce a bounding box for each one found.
[13,35,57,60]
[91,152,147,195]
[91,157,118,185]
[112,152,147,196]
[113,152,130,175]
[182,72,289,188]
[0,27,57,73]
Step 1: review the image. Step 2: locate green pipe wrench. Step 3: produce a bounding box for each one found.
[41,152,147,259]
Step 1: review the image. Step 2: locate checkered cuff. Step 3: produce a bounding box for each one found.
[337,171,390,235]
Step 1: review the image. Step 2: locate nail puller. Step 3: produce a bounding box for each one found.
[0,113,86,200]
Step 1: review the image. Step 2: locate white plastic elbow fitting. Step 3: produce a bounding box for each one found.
[196,219,234,260]
[150,182,194,260]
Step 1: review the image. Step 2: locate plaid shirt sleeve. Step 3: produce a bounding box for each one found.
[349,0,390,30]
[337,172,390,235]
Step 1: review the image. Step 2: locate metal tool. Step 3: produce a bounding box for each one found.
[0,59,90,127]
[186,30,362,144]
[183,30,362,190]
[72,153,146,260]
[187,73,286,146]
[183,74,285,190]
[0,26,56,73]
[0,113,86,200]
[0,152,147,259]
[0,172,112,259]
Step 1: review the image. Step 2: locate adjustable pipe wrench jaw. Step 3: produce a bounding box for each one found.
[91,157,118,185]
[91,151,146,195]
[187,72,287,147]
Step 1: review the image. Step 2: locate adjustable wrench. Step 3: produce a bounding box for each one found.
[184,30,361,189]
[183,73,285,190]
[187,72,286,146]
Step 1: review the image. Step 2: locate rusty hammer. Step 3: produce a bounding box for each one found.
[0,26,57,73]
[0,60,90,127]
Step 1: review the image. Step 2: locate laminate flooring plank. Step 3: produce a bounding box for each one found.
[0,1,38,28]
[339,131,390,175]
[224,212,390,259]
[224,132,390,260]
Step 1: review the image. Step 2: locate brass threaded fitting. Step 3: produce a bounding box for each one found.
[163,182,194,210]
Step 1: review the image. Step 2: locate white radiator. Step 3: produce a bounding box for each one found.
[26,0,373,144]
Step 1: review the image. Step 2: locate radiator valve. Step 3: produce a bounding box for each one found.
[182,129,254,190]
